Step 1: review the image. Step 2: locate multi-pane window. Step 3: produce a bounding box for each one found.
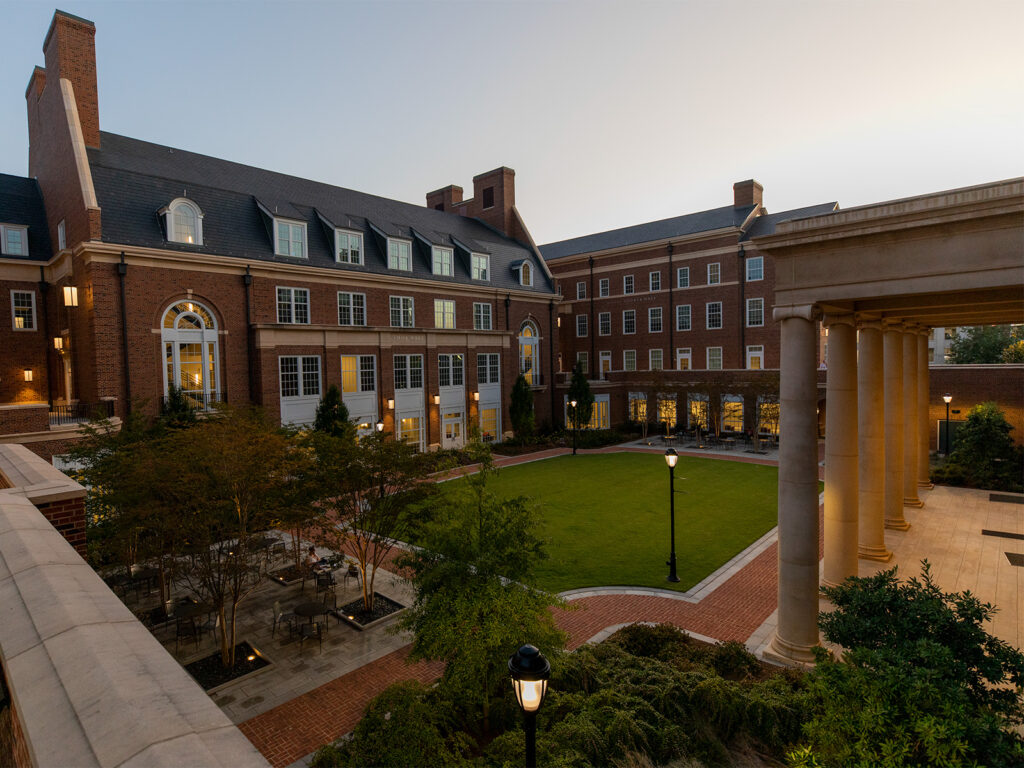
[746,345,764,370]
[658,395,677,426]
[520,262,533,286]
[337,292,366,326]
[275,220,306,258]
[722,397,744,432]
[648,307,663,333]
[434,299,455,329]
[628,392,647,422]
[707,346,723,370]
[438,354,465,387]
[279,355,320,397]
[598,312,611,336]
[1,225,28,256]
[676,348,692,370]
[746,298,764,327]
[676,304,691,331]
[477,353,500,384]
[576,314,588,337]
[689,395,708,430]
[623,275,634,294]
[677,266,689,288]
[576,281,586,300]
[432,246,454,276]
[576,351,588,373]
[706,301,723,330]
[623,349,636,371]
[390,296,414,327]
[173,204,198,244]
[480,408,498,441]
[746,255,764,282]
[276,287,310,324]
[707,262,721,285]
[394,354,423,390]
[649,349,663,370]
[471,253,489,281]
[336,230,362,264]
[623,309,636,334]
[599,278,609,297]
[11,290,35,330]
[649,271,661,291]
[341,355,376,393]
[388,239,412,271]
[473,302,492,330]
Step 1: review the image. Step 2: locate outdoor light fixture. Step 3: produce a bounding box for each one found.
[433,394,440,405]
[63,286,78,307]
[569,399,578,456]
[509,644,550,768]
[375,419,385,432]
[473,391,480,402]
[664,448,680,582]
[387,398,395,410]
[246,654,256,662]
[943,394,953,456]
[23,369,33,382]
[53,337,63,350]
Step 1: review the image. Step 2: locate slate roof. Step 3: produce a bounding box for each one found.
[539,204,756,261]
[86,132,554,294]
[741,202,839,240]
[0,174,51,262]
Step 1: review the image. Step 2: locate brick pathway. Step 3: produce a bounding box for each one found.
[239,444,821,767]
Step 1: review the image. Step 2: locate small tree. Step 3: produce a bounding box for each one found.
[1002,339,1024,363]
[937,401,1024,492]
[313,384,353,439]
[509,374,534,439]
[566,363,594,430]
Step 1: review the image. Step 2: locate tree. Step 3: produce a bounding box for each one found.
[935,401,1024,492]
[948,325,1023,364]
[313,384,353,439]
[509,374,535,439]
[159,384,198,429]
[566,363,594,429]
[1002,339,1024,363]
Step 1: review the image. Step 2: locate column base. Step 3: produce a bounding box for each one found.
[885,518,911,531]
[858,546,893,562]
[917,481,934,490]
[763,632,818,667]
[903,497,924,508]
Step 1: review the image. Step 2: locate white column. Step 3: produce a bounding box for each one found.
[767,305,820,664]
[903,327,923,507]
[883,321,910,530]
[857,319,892,561]
[917,329,933,489]
[823,315,858,587]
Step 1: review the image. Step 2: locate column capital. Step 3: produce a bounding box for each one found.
[822,312,857,329]
[773,304,819,323]
[881,318,905,331]
[902,322,922,334]
[917,326,932,337]
[856,316,884,332]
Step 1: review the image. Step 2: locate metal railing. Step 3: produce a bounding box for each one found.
[162,391,224,412]
[49,401,115,426]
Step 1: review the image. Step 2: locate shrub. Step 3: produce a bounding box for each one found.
[509,374,535,438]
[933,402,1023,492]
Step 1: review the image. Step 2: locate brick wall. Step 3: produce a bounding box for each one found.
[0,280,51,404]
[928,365,1024,448]
[34,496,87,555]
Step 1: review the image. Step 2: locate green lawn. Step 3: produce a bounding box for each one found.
[476,453,781,593]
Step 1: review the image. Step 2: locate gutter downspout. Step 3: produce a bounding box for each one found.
[667,243,674,370]
[39,267,53,408]
[118,252,132,415]
[588,256,595,377]
[548,300,556,422]
[244,265,254,404]
[738,244,746,369]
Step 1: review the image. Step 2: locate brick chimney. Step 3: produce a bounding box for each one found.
[42,10,100,148]
[733,179,763,209]
[471,167,516,236]
[426,184,463,212]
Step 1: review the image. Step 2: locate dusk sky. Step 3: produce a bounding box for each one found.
[1,0,1021,245]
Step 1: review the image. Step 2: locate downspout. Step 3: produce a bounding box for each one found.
[117,252,132,415]
[243,265,254,404]
[548,299,556,423]
[738,244,746,368]
[667,243,674,370]
[39,267,53,408]
[504,293,511,331]
[588,256,595,376]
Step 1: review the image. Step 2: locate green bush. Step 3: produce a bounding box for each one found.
[932,402,1023,492]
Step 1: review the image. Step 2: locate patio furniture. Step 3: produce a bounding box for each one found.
[315,571,336,597]
[293,601,325,625]
[344,564,361,590]
[272,600,297,638]
[298,621,324,653]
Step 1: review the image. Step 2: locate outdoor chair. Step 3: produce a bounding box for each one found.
[298,621,324,653]
[272,600,297,638]
[344,564,361,590]
[174,617,199,654]
[315,572,336,597]
[198,613,220,645]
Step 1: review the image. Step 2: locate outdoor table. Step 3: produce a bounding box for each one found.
[176,601,214,621]
[722,438,736,451]
[293,601,326,625]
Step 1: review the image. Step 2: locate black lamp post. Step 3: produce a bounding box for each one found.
[569,398,578,455]
[942,393,952,455]
[509,644,550,768]
[375,418,385,433]
[664,448,680,583]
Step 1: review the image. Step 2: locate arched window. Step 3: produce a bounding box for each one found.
[521,262,532,287]
[161,198,204,245]
[161,301,219,409]
[518,320,539,386]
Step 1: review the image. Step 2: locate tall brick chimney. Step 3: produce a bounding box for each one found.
[425,167,518,238]
[426,185,464,212]
[733,179,763,209]
[42,10,100,148]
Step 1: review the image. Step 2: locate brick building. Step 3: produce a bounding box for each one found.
[0,11,561,460]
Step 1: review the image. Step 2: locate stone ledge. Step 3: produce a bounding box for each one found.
[0,443,86,503]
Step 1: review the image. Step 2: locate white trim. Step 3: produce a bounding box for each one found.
[389,295,415,328]
[623,349,636,371]
[335,228,364,265]
[576,281,586,300]
[276,286,311,324]
[676,303,691,332]
[10,289,37,331]
[649,270,661,292]
[575,314,588,337]
[706,301,723,330]
[431,245,454,276]
[273,218,307,258]
[648,306,663,333]
[598,311,611,336]
[0,225,29,257]
[622,308,636,334]
[745,254,764,282]
[471,252,490,281]
[746,297,764,327]
[649,348,663,370]
[433,298,456,329]
[707,262,721,285]
[706,346,723,370]
[163,198,204,245]
[473,302,492,331]
[598,278,609,297]
[623,274,634,294]
[337,291,367,326]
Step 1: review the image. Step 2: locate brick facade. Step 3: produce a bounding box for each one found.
[34,496,87,555]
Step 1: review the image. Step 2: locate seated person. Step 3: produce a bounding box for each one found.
[305,546,321,568]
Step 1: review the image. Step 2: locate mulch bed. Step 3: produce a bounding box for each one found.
[184,641,270,690]
[336,594,405,629]
[269,565,304,586]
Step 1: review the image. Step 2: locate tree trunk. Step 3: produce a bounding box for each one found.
[218,605,231,667]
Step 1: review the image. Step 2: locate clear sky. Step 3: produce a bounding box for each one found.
[1,0,1021,245]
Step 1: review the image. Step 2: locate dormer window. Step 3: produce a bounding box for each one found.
[432,246,453,276]
[336,229,362,264]
[275,219,307,258]
[388,238,412,271]
[161,199,204,245]
[471,253,489,281]
[520,261,533,287]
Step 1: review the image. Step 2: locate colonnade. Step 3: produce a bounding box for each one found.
[769,307,932,663]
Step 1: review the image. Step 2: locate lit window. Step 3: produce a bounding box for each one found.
[707,263,721,285]
[676,348,692,370]
[519,321,539,385]
[677,267,689,288]
[649,271,661,291]
[341,355,376,393]
[472,253,489,281]
[390,296,414,327]
[746,298,764,327]
[336,230,363,264]
[623,275,634,295]
[576,351,588,373]
[598,312,611,336]
[438,354,464,387]
[707,346,723,370]
[477,353,500,384]
[706,302,722,330]
[398,416,423,448]
[520,262,533,286]
[746,256,764,282]
[676,304,691,331]
[473,302,492,330]
[599,278,609,297]
[628,392,646,421]
[394,354,423,390]
[432,246,454,276]
[746,345,764,370]
[480,408,498,442]
[758,396,780,435]
[388,239,412,271]
[1,225,28,256]
[275,220,306,258]
[11,290,36,330]
[649,349,663,370]
[276,287,310,324]
[648,307,662,333]
[576,314,588,337]
[722,396,743,432]
[337,292,366,326]
[658,394,676,425]
[434,299,456,329]
[623,349,636,371]
[623,310,636,335]
[162,199,204,246]
[576,281,586,300]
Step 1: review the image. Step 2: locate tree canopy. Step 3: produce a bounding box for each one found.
[948,325,1024,364]
[566,363,594,428]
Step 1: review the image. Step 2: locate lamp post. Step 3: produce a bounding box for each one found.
[664,449,680,583]
[375,419,385,433]
[509,644,550,768]
[942,393,952,456]
[569,399,578,456]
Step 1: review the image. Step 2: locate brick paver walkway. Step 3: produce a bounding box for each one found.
[239,444,816,767]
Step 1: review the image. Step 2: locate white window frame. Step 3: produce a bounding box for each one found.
[341,354,377,394]
[746,297,764,327]
[649,348,663,371]
[599,278,609,297]
[707,346,723,370]
[473,302,492,331]
[576,351,588,373]
[471,253,490,281]
[623,349,636,371]
[279,355,321,398]
[388,238,412,271]
[390,295,415,328]
[746,345,765,370]
[274,218,306,258]
[57,219,66,251]
[10,290,36,331]
[337,291,366,326]
[576,314,588,337]
[676,347,692,370]
[438,354,465,388]
[576,281,586,300]
[335,229,363,264]
[0,225,29,257]
[676,304,691,332]
[163,199,204,246]
[394,354,424,391]
[706,301,723,330]
[276,287,310,324]
[676,266,689,288]
[434,298,456,329]
[707,262,721,285]
[623,275,634,295]
[648,306,663,333]
[623,309,636,335]
[520,262,533,287]
[432,246,454,276]
[649,271,661,292]
[598,311,611,336]
[746,255,764,282]
[477,353,500,385]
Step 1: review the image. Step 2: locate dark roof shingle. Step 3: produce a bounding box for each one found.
[0,174,52,262]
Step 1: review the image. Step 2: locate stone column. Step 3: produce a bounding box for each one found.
[768,305,820,664]
[857,319,891,561]
[823,315,858,587]
[903,327,923,507]
[917,329,933,489]
[883,321,910,530]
